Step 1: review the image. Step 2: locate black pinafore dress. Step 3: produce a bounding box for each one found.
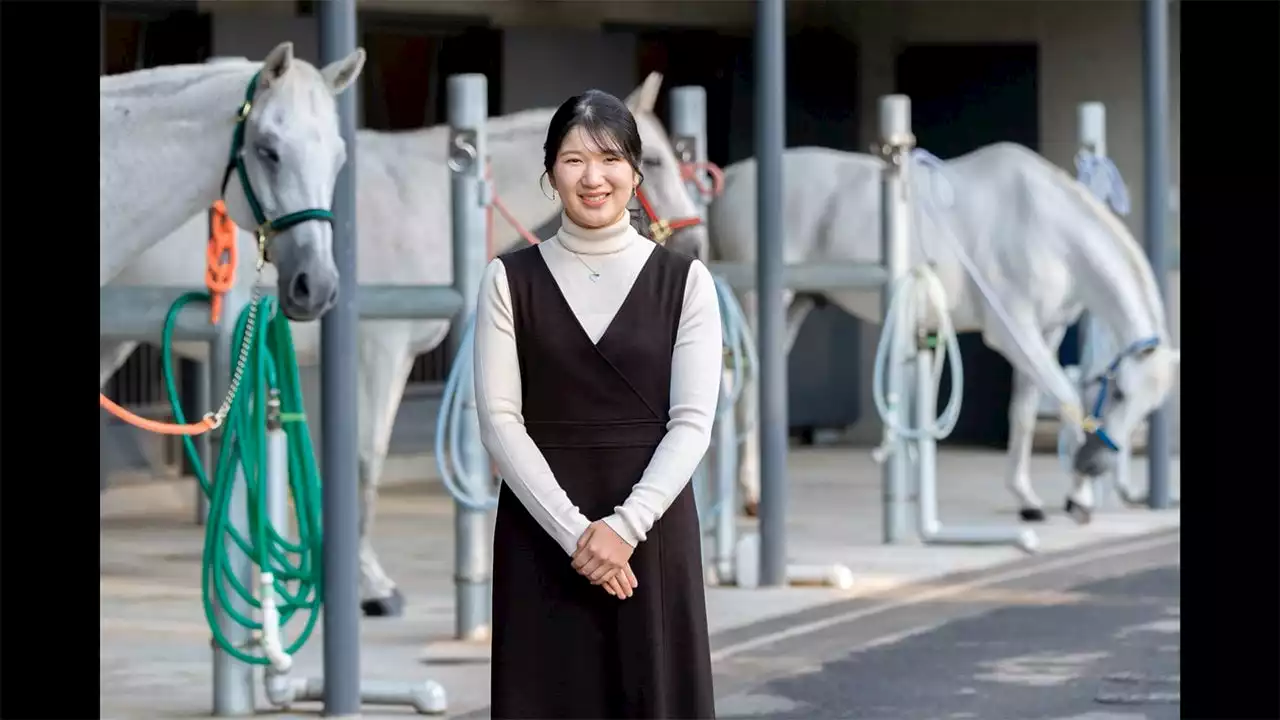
[490,243,716,719]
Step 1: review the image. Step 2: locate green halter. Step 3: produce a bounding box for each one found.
[220,70,336,264]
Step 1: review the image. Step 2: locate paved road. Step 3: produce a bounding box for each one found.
[713,532,1180,720]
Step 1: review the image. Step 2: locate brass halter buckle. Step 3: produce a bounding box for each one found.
[650,219,673,245]
[255,224,273,270]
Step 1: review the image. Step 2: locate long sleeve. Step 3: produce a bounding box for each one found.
[602,260,723,547]
[474,258,592,555]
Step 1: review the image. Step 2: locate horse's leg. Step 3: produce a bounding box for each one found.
[1005,326,1067,522]
[737,289,804,516]
[357,323,417,618]
[100,340,139,388]
[784,295,816,353]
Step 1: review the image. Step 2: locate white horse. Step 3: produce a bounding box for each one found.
[100,72,710,615]
[100,42,365,321]
[681,142,1178,523]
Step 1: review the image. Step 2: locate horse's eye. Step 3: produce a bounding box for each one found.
[1112,386,1126,403]
[256,145,280,164]
[642,157,662,168]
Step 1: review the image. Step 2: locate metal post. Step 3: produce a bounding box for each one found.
[191,359,212,525]
[266,391,290,617]
[670,85,710,221]
[1143,0,1173,509]
[671,85,726,576]
[448,73,492,640]
[318,0,363,715]
[211,288,255,717]
[878,95,912,544]
[755,0,788,587]
[1076,102,1123,511]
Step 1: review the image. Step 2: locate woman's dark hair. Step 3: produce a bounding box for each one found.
[543,89,653,238]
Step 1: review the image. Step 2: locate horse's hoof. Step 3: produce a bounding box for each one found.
[361,588,405,618]
[1019,507,1047,522]
[1065,498,1093,525]
[743,500,759,518]
[1119,493,1148,509]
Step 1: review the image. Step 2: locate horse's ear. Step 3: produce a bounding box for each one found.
[321,48,366,96]
[625,71,664,115]
[261,42,295,87]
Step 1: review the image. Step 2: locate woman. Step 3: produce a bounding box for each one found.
[475,88,722,719]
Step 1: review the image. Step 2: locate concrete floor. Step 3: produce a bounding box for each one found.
[100,444,1180,718]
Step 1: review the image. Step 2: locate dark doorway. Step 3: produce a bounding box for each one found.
[636,27,860,167]
[636,27,866,436]
[895,43,1041,448]
[360,16,502,132]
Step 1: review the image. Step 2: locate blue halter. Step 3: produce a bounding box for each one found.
[1085,336,1162,451]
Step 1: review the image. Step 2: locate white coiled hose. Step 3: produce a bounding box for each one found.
[870,263,965,463]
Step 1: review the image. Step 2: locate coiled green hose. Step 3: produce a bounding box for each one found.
[158,292,323,665]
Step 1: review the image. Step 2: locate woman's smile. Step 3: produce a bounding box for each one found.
[579,190,611,209]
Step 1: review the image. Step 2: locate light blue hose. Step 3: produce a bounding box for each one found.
[694,275,758,523]
[434,312,499,511]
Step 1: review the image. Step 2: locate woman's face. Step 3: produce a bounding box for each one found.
[551,126,639,229]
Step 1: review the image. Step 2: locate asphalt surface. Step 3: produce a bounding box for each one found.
[713,532,1180,720]
[455,531,1179,720]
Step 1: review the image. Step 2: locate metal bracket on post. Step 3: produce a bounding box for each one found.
[875,95,914,545]
[447,73,493,644]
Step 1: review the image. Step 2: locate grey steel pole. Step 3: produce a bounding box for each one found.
[318,0,363,715]
[1143,0,1173,509]
[878,96,912,544]
[448,73,492,640]
[194,359,211,525]
[755,0,788,587]
[211,287,255,716]
[670,85,721,571]
[1076,102,1123,511]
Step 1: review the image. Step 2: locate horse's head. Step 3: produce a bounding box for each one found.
[624,73,712,260]
[220,42,366,322]
[1073,341,1181,477]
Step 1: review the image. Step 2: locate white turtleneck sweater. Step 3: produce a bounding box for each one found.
[474,211,723,555]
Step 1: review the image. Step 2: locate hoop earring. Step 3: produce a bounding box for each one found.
[539,174,558,201]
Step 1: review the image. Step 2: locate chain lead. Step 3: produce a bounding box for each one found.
[208,265,267,427]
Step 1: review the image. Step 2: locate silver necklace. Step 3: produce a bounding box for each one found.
[561,241,601,282]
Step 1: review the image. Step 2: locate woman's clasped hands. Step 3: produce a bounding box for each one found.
[573,520,638,600]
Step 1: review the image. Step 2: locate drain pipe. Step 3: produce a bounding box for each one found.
[910,333,1039,554]
[261,391,292,673]
[261,394,447,715]
[264,673,447,715]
